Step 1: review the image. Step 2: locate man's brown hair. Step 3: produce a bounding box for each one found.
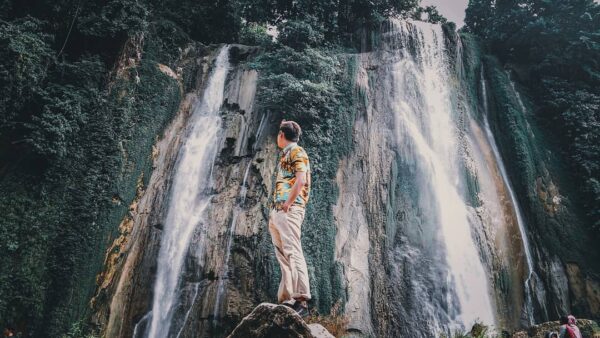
[279,120,301,142]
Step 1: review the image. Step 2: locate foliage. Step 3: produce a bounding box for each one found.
[0,17,55,146]
[413,5,448,24]
[60,320,98,338]
[77,0,150,38]
[0,0,187,336]
[238,22,273,46]
[238,0,421,42]
[278,16,326,50]
[149,0,241,43]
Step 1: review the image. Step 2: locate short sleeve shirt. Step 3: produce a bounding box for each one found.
[273,143,311,210]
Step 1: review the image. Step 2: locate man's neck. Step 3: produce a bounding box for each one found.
[281,141,297,153]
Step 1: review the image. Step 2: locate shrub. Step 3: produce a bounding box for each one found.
[278,16,325,50]
[239,22,273,46]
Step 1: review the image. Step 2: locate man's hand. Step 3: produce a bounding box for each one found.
[282,171,306,212]
[282,200,292,213]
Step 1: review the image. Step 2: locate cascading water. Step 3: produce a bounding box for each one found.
[480,70,536,326]
[174,283,200,338]
[145,45,230,338]
[385,19,496,329]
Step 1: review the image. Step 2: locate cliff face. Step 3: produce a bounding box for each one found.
[480,55,600,322]
[89,44,271,337]
[89,20,599,338]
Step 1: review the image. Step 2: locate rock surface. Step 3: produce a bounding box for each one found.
[227,303,334,338]
[308,324,336,338]
[511,319,600,338]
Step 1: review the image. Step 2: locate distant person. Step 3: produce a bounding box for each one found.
[3,327,15,337]
[559,315,583,338]
[268,120,312,317]
[546,331,559,338]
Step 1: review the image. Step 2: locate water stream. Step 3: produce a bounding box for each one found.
[173,283,201,338]
[144,45,230,338]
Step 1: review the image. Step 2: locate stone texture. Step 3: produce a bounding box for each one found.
[308,324,336,338]
[227,303,316,338]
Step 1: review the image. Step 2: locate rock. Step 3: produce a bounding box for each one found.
[308,324,336,338]
[227,303,335,338]
[511,319,600,338]
[157,63,178,80]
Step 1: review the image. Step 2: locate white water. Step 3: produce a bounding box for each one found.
[387,20,496,329]
[145,46,230,338]
[132,311,152,338]
[174,283,201,338]
[253,112,268,152]
[480,70,537,325]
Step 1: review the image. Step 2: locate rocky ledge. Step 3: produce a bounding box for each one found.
[511,319,600,338]
[227,303,335,338]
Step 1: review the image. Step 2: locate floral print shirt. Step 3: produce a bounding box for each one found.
[273,142,311,210]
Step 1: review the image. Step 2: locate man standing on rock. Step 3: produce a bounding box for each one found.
[268,119,312,317]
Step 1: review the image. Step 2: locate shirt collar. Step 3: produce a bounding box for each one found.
[281,142,297,154]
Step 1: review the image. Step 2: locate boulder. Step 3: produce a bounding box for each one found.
[308,323,336,338]
[227,303,335,338]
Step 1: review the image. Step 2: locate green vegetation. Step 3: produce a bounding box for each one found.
[0,1,189,336]
[464,0,600,232]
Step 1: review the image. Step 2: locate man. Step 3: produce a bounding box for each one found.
[559,315,583,338]
[268,120,312,317]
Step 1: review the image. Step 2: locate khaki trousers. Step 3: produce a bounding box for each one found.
[268,205,311,303]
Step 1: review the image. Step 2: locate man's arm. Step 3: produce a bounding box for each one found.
[282,171,306,212]
[558,326,566,338]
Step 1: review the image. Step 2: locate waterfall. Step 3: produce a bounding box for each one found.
[480,69,537,325]
[385,20,496,329]
[145,45,230,338]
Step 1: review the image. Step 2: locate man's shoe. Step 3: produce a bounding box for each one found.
[293,301,309,318]
[282,299,296,308]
